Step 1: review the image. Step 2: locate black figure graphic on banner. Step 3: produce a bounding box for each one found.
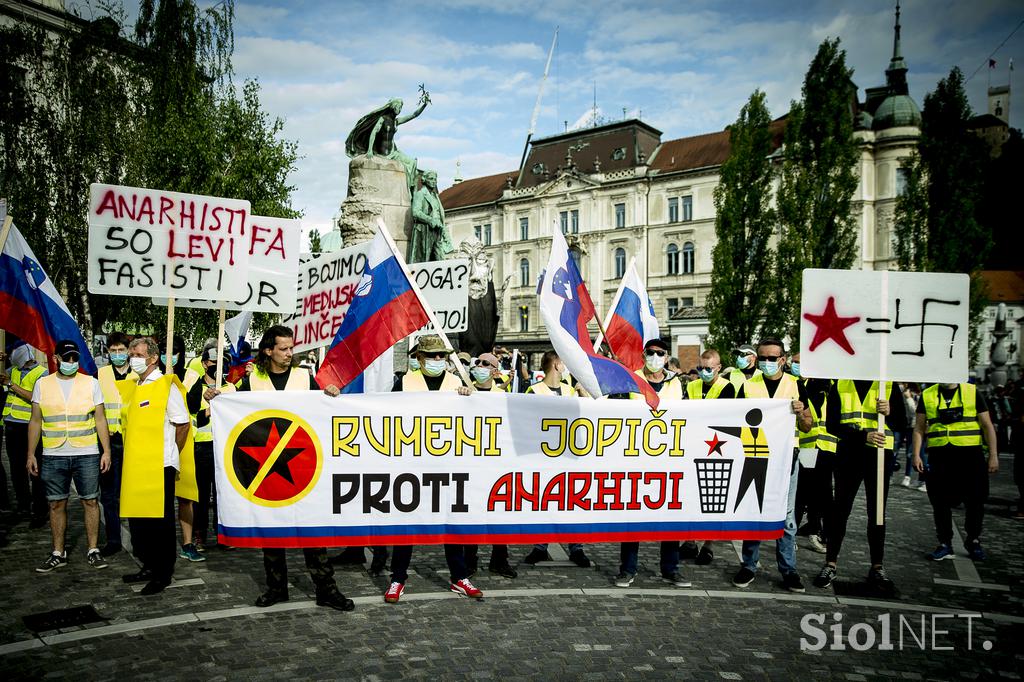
[709,409,770,513]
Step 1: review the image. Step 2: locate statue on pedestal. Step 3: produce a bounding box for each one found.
[409,170,453,263]
[345,85,430,194]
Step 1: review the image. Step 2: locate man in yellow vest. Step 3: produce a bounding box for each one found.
[723,343,761,392]
[97,332,136,557]
[184,347,234,557]
[218,325,355,612]
[813,377,907,594]
[26,340,111,573]
[914,382,999,561]
[732,339,812,593]
[2,342,49,526]
[630,338,683,401]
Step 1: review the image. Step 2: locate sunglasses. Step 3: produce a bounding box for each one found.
[477,362,496,369]
[645,350,667,357]
[423,352,446,360]
[697,365,717,371]
[757,354,782,361]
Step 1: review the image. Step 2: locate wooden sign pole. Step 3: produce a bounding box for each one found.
[215,303,226,387]
[166,298,176,372]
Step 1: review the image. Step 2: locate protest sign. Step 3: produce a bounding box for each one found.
[284,244,469,353]
[153,215,301,314]
[87,183,251,300]
[212,391,795,548]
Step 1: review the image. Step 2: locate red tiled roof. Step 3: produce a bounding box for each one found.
[440,171,517,211]
[649,118,786,174]
[981,271,1024,303]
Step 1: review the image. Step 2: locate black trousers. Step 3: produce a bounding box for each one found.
[927,448,989,546]
[128,466,177,583]
[193,441,215,543]
[826,447,893,566]
[262,548,337,596]
[99,433,124,546]
[795,452,835,539]
[4,422,47,517]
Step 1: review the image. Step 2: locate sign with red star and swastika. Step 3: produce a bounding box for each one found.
[800,269,969,384]
[224,410,322,507]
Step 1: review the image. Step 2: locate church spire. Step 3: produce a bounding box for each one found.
[892,0,902,60]
[885,1,908,94]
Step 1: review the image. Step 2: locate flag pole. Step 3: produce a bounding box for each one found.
[376,219,475,390]
[215,302,226,388]
[166,298,175,373]
[875,271,890,526]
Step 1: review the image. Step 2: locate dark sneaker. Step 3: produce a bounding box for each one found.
[193,537,206,553]
[179,543,206,562]
[384,581,405,603]
[329,546,367,566]
[255,589,289,607]
[569,548,591,568]
[928,544,955,561]
[732,567,755,588]
[614,572,635,588]
[99,543,122,558]
[967,542,986,561]
[782,572,805,593]
[695,545,714,565]
[662,572,692,588]
[87,550,108,570]
[36,552,67,573]
[140,579,171,595]
[679,541,699,560]
[523,548,552,565]
[316,591,355,611]
[867,566,895,594]
[813,564,837,589]
[123,570,153,584]
[488,562,518,579]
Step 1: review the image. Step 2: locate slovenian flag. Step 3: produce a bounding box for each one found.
[315,222,429,391]
[595,257,660,372]
[224,310,253,384]
[538,230,659,409]
[0,218,96,374]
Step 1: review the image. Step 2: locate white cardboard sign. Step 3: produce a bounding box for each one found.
[88,183,251,300]
[283,244,469,353]
[799,269,970,384]
[152,215,301,314]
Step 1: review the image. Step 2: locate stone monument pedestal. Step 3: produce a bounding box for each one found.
[339,155,412,254]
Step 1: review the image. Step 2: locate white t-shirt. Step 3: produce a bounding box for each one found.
[31,376,105,456]
[138,369,188,470]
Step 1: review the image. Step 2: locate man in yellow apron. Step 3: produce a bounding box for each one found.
[120,336,192,595]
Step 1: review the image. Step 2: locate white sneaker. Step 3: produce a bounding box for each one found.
[917,483,927,493]
[900,475,911,488]
[808,535,827,554]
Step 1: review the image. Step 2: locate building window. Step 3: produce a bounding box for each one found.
[474,225,481,241]
[520,217,529,241]
[682,296,694,307]
[682,195,693,222]
[483,224,492,246]
[614,248,626,279]
[682,242,695,274]
[519,305,529,332]
[614,203,625,229]
[667,243,679,275]
[895,167,908,196]
[570,209,579,234]
[520,258,530,287]
[668,197,679,223]
[560,211,569,234]
[667,297,679,318]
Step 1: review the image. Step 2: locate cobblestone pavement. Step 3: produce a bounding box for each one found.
[0,453,1022,680]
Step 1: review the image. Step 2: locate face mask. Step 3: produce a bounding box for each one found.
[109,352,128,367]
[422,359,446,377]
[206,363,229,380]
[129,356,149,374]
[160,353,179,368]
[758,360,780,376]
[645,354,666,372]
[59,361,79,376]
[790,362,801,378]
[736,355,750,370]
[471,367,492,384]
[408,358,420,372]
[698,368,716,383]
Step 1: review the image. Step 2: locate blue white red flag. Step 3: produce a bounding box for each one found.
[0,221,95,373]
[224,310,252,384]
[316,225,429,390]
[596,258,660,372]
[538,230,659,409]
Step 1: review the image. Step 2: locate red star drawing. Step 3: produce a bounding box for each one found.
[239,422,304,487]
[705,433,727,456]
[803,296,861,355]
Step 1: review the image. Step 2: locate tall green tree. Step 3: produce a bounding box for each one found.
[706,90,777,352]
[771,38,861,342]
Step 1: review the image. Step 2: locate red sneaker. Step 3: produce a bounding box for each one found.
[450,578,483,599]
[384,581,405,603]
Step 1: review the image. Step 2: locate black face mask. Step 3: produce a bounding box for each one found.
[206,363,229,380]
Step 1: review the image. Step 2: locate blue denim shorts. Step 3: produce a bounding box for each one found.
[40,455,101,501]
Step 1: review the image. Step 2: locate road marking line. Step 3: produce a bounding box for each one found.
[931,577,1009,592]
[952,522,983,583]
[129,577,205,593]
[0,639,44,656]
[547,543,571,561]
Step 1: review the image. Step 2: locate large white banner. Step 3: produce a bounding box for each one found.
[152,215,302,314]
[283,244,469,353]
[88,183,251,300]
[212,392,795,548]
[800,269,970,384]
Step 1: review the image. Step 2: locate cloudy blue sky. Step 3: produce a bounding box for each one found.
[223,0,1023,236]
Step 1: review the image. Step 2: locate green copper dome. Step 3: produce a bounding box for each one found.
[872,94,921,130]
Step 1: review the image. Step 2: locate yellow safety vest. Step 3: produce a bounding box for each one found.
[185,355,205,380]
[38,373,99,450]
[743,372,802,442]
[250,367,310,391]
[686,376,729,400]
[192,380,236,443]
[630,370,683,401]
[921,384,983,448]
[183,368,202,391]
[402,369,462,392]
[3,364,46,422]
[97,365,136,435]
[725,367,761,391]
[836,380,895,450]
[799,391,838,453]
[526,380,577,397]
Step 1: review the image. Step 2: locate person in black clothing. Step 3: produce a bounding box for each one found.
[793,369,834,554]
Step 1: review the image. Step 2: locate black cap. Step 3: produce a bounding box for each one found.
[644,338,669,352]
[54,340,80,360]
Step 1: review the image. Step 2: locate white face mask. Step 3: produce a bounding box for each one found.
[408,358,420,372]
[129,356,150,374]
[645,354,667,372]
[471,367,492,384]
[422,359,446,377]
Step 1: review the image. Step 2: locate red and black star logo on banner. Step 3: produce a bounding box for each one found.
[228,413,322,507]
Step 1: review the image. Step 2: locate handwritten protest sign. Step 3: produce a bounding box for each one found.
[153,215,301,314]
[212,391,795,547]
[87,183,251,300]
[284,244,469,353]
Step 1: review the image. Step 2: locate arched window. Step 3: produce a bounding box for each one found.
[520,258,530,287]
[614,248,626,279]
[666,243,679,275]
[682,242,695,274]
